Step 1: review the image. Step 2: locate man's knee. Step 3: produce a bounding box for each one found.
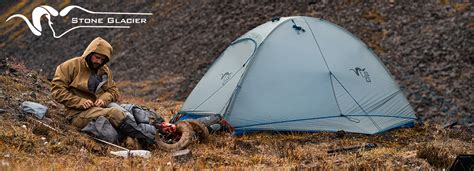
[106,108,126,127]
[71,107,125,129]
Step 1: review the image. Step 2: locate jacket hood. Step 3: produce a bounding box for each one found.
[81,37,113,61]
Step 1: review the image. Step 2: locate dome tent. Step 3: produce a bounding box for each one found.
[176,16,416,135]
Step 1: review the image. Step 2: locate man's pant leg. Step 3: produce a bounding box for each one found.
[71,107,126,129]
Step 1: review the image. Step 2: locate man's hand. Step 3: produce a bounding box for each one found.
[82,100,94,109]
[94,99,105,107]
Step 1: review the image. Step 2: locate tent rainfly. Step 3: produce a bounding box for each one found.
[177,16,417,135]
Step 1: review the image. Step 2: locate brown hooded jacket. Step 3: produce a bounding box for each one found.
[51,37,119,118]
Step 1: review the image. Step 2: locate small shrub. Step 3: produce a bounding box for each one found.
[416,144,451,168]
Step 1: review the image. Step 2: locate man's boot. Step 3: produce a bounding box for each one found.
[118,116,156,149]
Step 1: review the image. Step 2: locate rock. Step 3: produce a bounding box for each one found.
[443,119,458,128]
[467,123,474,132]
[0,160,10,167]
[336,130,346,138]
[172,149,192,162]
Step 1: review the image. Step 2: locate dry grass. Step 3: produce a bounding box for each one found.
[452,3,471,12]
[417,144,451,168]
[0,60,473,170]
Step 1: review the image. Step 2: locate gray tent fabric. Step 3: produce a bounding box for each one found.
[81,116,119,143]
[179,16,417,135]
[20,101,48,119]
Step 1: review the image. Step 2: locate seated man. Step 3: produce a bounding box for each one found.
[51,37,155,147]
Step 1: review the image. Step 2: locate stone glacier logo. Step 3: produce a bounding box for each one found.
[350,67,371,82]
[5,5,152,38]
[220,72,233,85]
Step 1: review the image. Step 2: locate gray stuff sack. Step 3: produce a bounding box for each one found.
[120,104,164,124]
[81,116,119,143]
[20,101,48,119]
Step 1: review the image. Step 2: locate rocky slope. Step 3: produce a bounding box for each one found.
[1,1,473,131]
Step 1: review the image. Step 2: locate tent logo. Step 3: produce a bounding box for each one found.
[220,72,232,85]
[350,67,371,82]
[5,5,152,38]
